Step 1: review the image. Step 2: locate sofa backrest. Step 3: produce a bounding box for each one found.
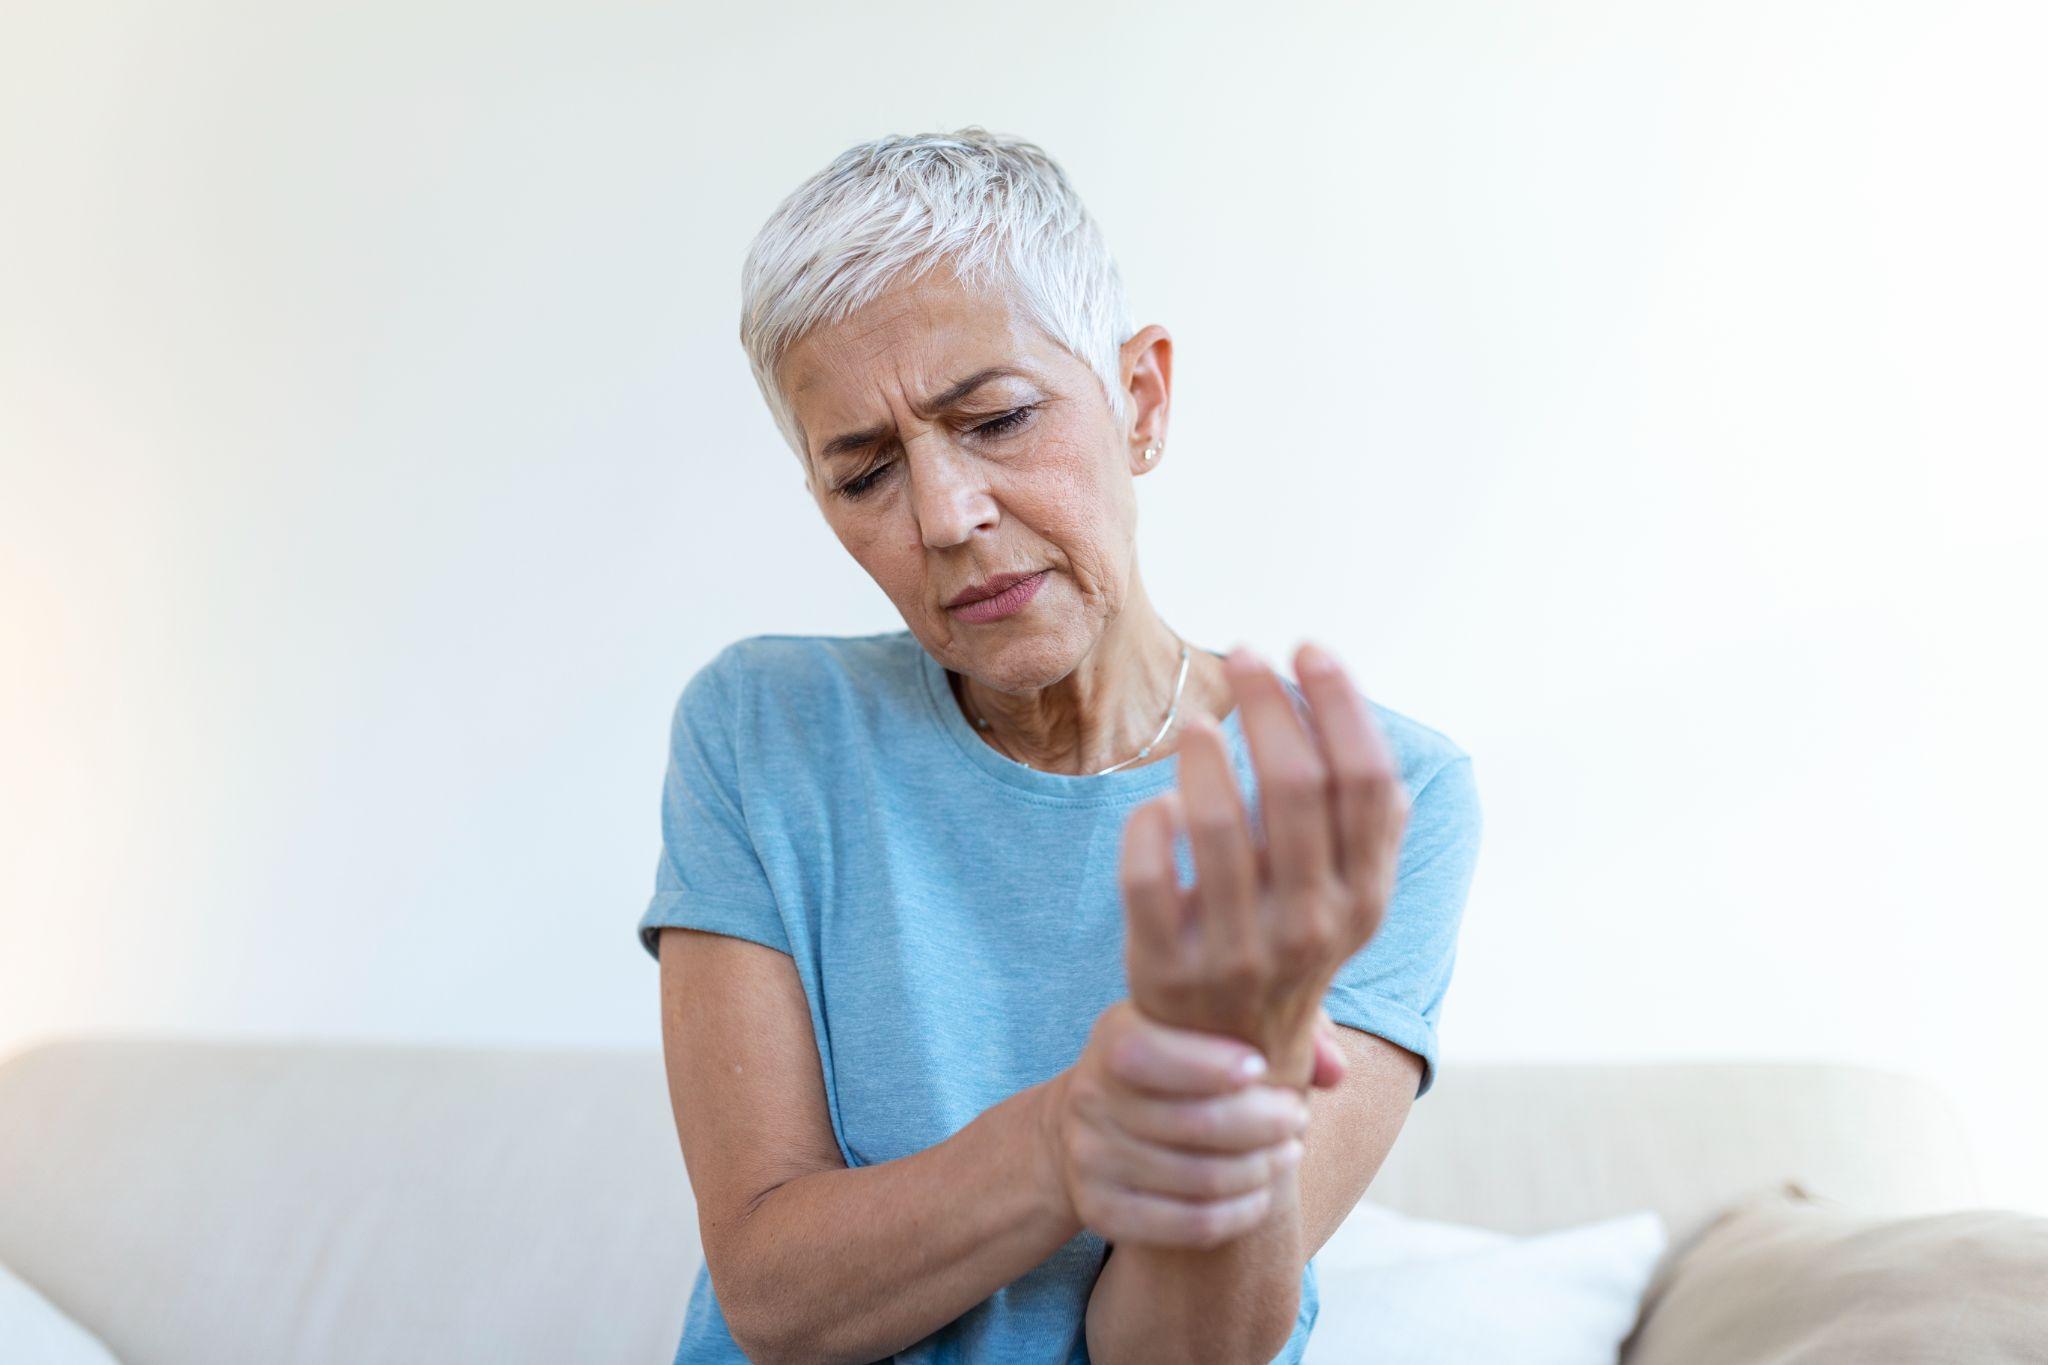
[0,1036,1980,1365]
[1372,1060,1980,1237]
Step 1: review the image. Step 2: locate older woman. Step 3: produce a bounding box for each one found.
[637,127,1482,1365]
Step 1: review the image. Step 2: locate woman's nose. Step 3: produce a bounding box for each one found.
[911,448,998,549]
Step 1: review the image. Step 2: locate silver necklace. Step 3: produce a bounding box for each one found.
[957,633,1194,775]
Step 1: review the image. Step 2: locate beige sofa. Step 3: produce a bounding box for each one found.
[0,1036,1985,1364]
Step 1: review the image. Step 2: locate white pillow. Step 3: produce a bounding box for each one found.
[1302,1203,1667,1365]
[0,1261,122,1365]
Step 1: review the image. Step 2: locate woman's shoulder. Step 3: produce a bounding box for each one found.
[1358,694,1475,799]
[682,629,925,734]
[703,627,918,687]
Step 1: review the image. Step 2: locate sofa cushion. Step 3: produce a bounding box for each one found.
[1622,1183,2048,1364]
[1305,1203,1667,1364]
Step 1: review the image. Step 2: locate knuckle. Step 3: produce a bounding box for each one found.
[1068,1126,1108,1176]
[1074,1188,1112,1232]
[1276,895,1335,950]
[1069,1074,1109,1123]
[1273,926,1328,975]
[1328,752,1376,791]
[1209,955,1263,995]
[1268,931,1311,971]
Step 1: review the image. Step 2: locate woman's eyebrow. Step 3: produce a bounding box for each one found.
[816,366,1029,462]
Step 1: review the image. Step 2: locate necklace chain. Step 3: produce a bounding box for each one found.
[958,632,1194,775]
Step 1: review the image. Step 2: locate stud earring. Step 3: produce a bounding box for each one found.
[1143,444,1160,461]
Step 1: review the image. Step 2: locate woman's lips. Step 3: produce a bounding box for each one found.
[948,570,1048,623]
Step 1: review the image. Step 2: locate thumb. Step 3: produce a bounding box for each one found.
[1309,1012,1347,1090]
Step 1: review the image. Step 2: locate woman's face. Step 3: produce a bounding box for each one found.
[778,264,1166,688]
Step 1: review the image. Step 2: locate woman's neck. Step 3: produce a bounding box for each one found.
[948,609,1234,775]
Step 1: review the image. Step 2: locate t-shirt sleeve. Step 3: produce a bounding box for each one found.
[1321,752,1481,1098]
[636,646,792,962]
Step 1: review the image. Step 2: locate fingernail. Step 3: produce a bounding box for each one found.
[1299,642,1338,677]
[1226,645,1263,672]
[1276,1138,1305,1168]
[1233,1052,1267,1082]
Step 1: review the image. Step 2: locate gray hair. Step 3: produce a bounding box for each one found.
[739,126,1136,473]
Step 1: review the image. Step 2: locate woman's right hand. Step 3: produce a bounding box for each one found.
[1039,998,1312,1251]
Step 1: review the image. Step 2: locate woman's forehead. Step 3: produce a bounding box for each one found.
[782,271,1056,418]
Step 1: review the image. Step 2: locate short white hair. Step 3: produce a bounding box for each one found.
[739,126,1135,470]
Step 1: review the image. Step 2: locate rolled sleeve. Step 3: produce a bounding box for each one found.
[636,645,791,962]
[1322,753,1482,1098]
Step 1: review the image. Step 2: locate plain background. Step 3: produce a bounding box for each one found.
[4,1,2043,1214]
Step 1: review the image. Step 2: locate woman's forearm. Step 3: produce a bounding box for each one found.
[1083,1031,1319,1365]
[713,1077,1082,1365]
[1083,1161,1306,1365]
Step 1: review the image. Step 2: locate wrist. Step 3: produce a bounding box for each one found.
[1256,997,1329,1089]
[1263,1029,1319,1090]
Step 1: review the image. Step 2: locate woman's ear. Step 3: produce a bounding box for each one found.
[1118,324,1172,474]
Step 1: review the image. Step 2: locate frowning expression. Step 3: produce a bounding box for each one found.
[779,264,1153,685]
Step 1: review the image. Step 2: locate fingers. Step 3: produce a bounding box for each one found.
[1292,641,1408,933]
[1175,713,1262,969]
[1061,1003,1313,1253]
[1224,646,1339,939]
[1107,1083,1310,1152]
[1087,1121,1305,1202]
[1119,790,1191,970]
[1105,1009,1269,1097]
[1067,1084,1308,1250]
[1084,1183,1278,1252]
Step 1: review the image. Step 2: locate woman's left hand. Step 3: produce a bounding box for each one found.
[1120,642,1407,1086]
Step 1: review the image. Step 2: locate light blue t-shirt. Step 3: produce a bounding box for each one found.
[637,629,1482,1364]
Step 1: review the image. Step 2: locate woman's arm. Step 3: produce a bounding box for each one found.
[657,926,1308,1365]
[1086,643,1421,1361]
[1083,1027,1422,1364]
[658,926,1073,1364]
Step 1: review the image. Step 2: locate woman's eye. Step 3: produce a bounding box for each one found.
[974,406,1035,439]
[837,407,1034,499]
[839,462,891,499]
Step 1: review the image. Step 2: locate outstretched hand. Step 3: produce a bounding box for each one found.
[1120,642,1408,1085]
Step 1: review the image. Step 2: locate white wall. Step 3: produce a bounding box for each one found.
[4,1,2043,1211]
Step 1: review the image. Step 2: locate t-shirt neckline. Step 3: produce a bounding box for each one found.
[913,633,1260,805]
